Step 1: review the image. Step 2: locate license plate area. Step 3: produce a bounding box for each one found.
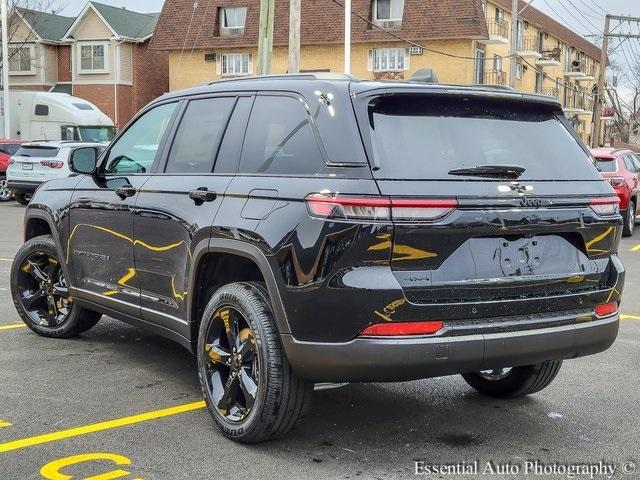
[22,163,33,170]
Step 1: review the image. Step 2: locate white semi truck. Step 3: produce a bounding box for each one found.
[1,91,115,142]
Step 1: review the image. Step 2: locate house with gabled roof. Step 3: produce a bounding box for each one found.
[5,2,168,128]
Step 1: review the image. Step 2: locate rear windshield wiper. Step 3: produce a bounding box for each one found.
[448,164,526,179]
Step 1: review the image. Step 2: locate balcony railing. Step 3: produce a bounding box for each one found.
[486,18,509,39]
[484,69,507,85]
[517,35,540,52]
[541,87,560,98]
[577,95,595,112]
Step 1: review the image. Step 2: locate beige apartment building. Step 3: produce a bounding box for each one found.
[151,0,603,144]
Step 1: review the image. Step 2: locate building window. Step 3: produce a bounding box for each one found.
[220,7,247,28]
[79,43,107,73]
[8,45,35,74]
[495,7,504,24]
[516,63,523,80]
[373,0,404,21]
[493,54,502,71]
[481,0,487,15]
[372,48,407,72]
[220,53,252,76]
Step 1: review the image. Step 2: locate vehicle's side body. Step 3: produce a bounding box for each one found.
[6,141,106,203]
[21,76,623,384]
[591,147,640,236]
[0,138,24,201]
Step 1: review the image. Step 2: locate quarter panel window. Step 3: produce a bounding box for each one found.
[165,97,235,174]
[239,96,324,175]
[105,102,178,174]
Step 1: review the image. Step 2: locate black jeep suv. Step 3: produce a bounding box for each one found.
[10,74,624,443]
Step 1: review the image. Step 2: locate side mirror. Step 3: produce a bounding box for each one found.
[70,147,99,174]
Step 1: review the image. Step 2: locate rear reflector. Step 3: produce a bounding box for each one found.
[305,194,457,222]
[360,320,445,336]
[594,301,619,318]
[589,196,620,216]
[608,177,625,187]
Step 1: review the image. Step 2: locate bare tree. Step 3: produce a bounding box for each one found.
[0,0,61,70]
[605,42,640,144]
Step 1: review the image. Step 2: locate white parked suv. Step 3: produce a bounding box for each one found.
[6,141,106,205]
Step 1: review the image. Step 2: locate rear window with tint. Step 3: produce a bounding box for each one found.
[367,95,601,181]
[15,147,60,158]
[594,157,616,172]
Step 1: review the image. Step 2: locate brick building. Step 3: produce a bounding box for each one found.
[151,0,603,145]
[6,2,169,128]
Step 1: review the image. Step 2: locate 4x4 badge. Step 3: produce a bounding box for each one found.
[497,182,534,195]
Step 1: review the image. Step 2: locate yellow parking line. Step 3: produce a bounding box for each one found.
[630,244,640,252]
[0,421,11,428]
[0,400,206,454]
[621,314,640,320]
[0,324,27,331]
[0,257,12,262]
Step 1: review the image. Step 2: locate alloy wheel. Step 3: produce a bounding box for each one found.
[0,178,12,201]
[203,306,260,422]
[477,367,513,382]
[16,252,72,327]
[629,203,635,234]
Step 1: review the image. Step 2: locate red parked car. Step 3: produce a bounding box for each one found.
[0,139,24,202]
[590,147,640,236]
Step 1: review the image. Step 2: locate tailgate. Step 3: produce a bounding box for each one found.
[376,179,620,305]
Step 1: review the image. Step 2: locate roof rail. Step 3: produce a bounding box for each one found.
[208,72,359,85]
[468,84,516,91]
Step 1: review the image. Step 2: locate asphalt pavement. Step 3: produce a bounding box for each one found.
[0,201,638,480]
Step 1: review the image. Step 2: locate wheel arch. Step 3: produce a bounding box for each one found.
[188,238,291,351]
[23,211,69,274]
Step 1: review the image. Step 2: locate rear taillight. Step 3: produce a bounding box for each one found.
[40,160,64,169]
[360,320,445,336]
[589,196,620,216]
[305,194,457,222]
[594,301,619,318]
[608,177,625,187]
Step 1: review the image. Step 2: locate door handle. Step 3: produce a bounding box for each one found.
[189,187,217,205]
[115,186,137,199]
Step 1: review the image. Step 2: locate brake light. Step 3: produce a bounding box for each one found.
[594,301,619,318]
[40,160,64,169]
[589,196,620,216]
[608,177,625,187]
[360,320,445,336]
[305,194,458,222]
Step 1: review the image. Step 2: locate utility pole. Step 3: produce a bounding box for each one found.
[509,0,519,88]
[288,0,300,73]
[344,0,351,74]
[1,0,10,138]
[257,0,275,75]
[592,14,610,148]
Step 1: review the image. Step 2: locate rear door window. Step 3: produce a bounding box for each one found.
[594,157,616,172]
[0,144,20,156]
[239,95,324,175]
[165,97,235,174]
[366,95,601,181]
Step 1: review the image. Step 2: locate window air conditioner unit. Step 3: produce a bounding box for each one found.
[379,20,401,29]
[409,46,423,55]
[204,53,216,62]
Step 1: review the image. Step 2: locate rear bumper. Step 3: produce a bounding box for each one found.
[7,180,42,194]
[282,315,619,382]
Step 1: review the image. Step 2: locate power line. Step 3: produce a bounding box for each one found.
[583,0,607,15]
[575,0,606,19]
[189,0,214,57]
[549,0,599,36]
[564,0,603,31]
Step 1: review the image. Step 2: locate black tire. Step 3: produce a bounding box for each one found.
[14,193,30,206]
[197,281,313,443]
[461,361,563,398]
[623,200,636,237]
[10,235,102,338]
[0,176,13,202]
